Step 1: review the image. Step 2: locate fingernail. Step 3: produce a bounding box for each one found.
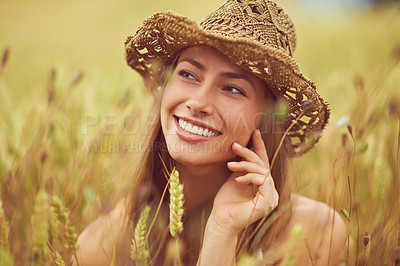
[235,176,245,181]
[234,142,243,148]
[227,162,238,166]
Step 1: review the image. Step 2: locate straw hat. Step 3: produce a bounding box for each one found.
[125,0,330,155]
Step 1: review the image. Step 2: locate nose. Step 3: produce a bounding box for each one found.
[185,85,214,116]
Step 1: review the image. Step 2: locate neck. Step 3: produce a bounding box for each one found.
[175,161,231,213]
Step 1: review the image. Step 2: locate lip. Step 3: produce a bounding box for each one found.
[174,116,221,142]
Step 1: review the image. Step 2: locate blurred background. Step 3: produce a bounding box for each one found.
[0,0,400,265]
[1,0,399,131]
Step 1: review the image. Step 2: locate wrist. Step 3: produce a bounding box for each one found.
[206,211,241,238]
[198,213,239,266]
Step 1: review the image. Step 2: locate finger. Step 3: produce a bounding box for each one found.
[227,161,269,176]
[258,176,278,200]
[232,142,264,165]
[251,129,270,167]
[253,191,279,212]
[235,173,267,186]
[256,176,279,209]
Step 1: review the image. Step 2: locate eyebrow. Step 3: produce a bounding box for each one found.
[220,72,255,90]
[178,58,205,71]
[178,57,256,90]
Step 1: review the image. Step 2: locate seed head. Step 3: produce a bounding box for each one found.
[363,231,370,247]
[32,190,49,265]
[341,133,347,148]
[54,252,66,266]
[50,196,78,254]
[130,205,151,265]
[169,168,184,238]
[347,124,353,138]
[69,71,83,88]
[1,47,9,69]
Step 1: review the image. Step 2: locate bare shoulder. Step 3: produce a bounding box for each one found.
[288,194,347,265]
[75,198,130,266]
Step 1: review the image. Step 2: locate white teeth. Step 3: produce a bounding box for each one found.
[181,120,187,129]
[177,118,218,137]
[178,118,187,130]
[191,126,198,134]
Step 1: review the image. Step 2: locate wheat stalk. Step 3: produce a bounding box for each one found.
[50,196,79,264]
[54,252,66,266]
[131,205,151,266]
[169,168,184,238]
[0,197,13,265]
[168,168,184,266]
[31,190,49,265]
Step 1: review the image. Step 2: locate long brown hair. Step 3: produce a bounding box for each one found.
[119,54,293,265]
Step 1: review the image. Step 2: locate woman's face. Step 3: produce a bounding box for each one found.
[161,46,268,166]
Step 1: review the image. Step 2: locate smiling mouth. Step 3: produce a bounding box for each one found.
[175,116,222,137]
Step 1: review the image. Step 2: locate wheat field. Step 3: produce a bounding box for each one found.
[0,0,399,265]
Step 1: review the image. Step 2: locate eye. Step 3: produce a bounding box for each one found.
[178,69,198,81]
[223,85,247,96]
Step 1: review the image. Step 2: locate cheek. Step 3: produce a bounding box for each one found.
[162,81,187,108]
[221,106,265,146]
[227,108,263,132]
[221,114,251,146]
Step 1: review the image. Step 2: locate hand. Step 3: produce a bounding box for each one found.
[209,129,279,235]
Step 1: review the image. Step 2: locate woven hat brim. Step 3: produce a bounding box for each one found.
[125,11,330,155]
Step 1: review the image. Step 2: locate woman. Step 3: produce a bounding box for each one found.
[77,0,346,265]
